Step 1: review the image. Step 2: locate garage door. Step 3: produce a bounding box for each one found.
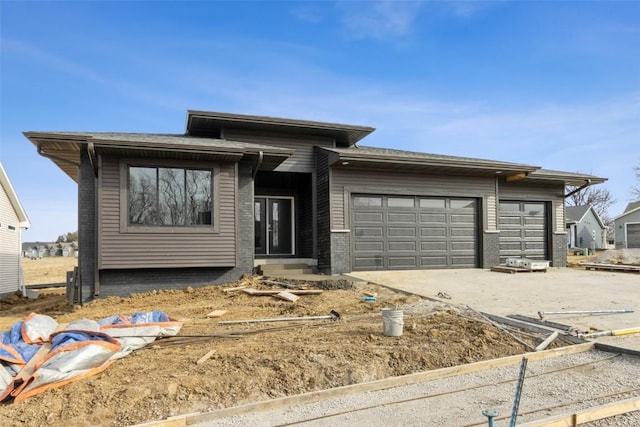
[628,223,640,248]
[351,195,478,270]
[499,201,548,262]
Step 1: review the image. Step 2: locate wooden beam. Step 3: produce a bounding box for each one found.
[242,288,322,296]
[196,350,216,365]
[178,342,594,425]
[273,291,300,302]
[518,396,640,426]
[206,310,228,318]
[506,172,528,182]
[222,286,247,293]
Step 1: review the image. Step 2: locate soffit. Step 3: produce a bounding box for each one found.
[24,132,294,182]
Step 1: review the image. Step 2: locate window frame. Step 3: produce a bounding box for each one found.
[119,159,220,234]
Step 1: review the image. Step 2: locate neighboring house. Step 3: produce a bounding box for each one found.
[565,205,607,250]
[22,241,79,258]
[22,242,49,258]
[0,162,31,297]
[613,201,640,249]
[24,110,607,302]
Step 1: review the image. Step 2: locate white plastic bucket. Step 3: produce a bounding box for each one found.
[382,308,404,337]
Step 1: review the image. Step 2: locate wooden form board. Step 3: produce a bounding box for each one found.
[206,310,228,318]
[580,262,640,273]
[273,291,300,302]
[132,342,595,427]
[518,396,640,427]
[491,265,547,274]
[242,288,322,295]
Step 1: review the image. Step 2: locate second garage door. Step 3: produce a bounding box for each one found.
[351,195,478,270]
[498,201,548,262]
[627,223,640,249]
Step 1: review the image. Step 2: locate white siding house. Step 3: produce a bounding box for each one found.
[0,162,30,296]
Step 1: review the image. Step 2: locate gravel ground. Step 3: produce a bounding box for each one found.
[193,349,640,427]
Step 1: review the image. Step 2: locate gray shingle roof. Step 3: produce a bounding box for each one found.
[625,201,640,213]
[325,145,538,169]
[565,205,591,223]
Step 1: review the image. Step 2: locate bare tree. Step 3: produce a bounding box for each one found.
[129,169,157,225]
[566,184,615,241]
[632,163,640,200]
[566,185,615,220]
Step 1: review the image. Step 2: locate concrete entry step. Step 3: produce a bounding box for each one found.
[258,263,313,276]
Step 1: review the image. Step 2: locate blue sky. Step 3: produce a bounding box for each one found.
[1,1,639,241]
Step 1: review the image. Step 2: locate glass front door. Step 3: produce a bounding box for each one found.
[255,197,294,255]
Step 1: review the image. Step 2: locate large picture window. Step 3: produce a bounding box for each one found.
[128,166,212,226]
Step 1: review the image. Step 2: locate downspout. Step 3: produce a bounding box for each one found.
[88,142,98,177]
[252,151,264,180]
[89,142,100,296]
[94,154,101,297]
[564,179,592,198]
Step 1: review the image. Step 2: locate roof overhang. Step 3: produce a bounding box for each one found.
[526,170,607,187]
[186,110,375,147]
[322,147,540,177]
[0,162,30,228]
[24,132,294,182]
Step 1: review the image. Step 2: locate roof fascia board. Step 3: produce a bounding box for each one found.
[93,143,245,160]
[327,150,539,173]
[26,132,295,158]
[613,206,640,220]
[187,110,375,134]
[0,163,30,227]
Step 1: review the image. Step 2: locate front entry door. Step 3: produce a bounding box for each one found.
[255,197,294,255]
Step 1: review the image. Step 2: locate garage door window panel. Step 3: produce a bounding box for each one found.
[451,199,476,209]
[354,196,382,207]
[388,197,415,208]
[420,198,446,209]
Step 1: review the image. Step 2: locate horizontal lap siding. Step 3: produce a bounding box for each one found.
[99,157,237,269]
[0,188,20,294]
[223,130,333,173]
[331,168,495,230]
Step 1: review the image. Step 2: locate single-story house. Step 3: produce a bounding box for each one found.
[22,242,48,258]
[0,162,31,297]
[23,241,79,258]
[24,110,606,302]
[613,201,640,249]
[565,205,607,250]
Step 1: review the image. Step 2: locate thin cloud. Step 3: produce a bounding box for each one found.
[338,1,424,40]
[2,38,190,113]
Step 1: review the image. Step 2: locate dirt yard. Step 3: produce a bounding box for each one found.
[0,263,561,427]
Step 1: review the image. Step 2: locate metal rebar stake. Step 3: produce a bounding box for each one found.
[510,357,528,427]
[482,410,498,427]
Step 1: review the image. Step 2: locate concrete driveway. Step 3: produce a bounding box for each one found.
[349,268,640,351]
